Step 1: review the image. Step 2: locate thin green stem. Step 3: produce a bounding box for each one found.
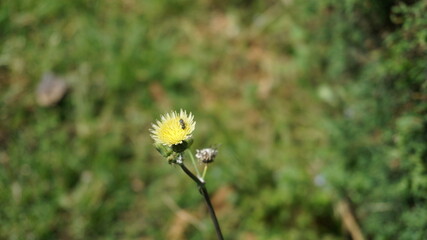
[202,164,208,180]
[187,150,201,178]
[178,163,224,240]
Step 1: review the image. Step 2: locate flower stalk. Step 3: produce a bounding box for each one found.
[187,149,201,178]
[150,110,224,240]
[178,161,224,240]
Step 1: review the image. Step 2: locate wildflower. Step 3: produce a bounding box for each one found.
[150,109,196,147]
[196,148,218,163]
[149,110,224,239]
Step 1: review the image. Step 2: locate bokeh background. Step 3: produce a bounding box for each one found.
[1,0,426,239]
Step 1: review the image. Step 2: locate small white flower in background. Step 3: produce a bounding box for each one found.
[314,174,327,187]
[196,148,218,164]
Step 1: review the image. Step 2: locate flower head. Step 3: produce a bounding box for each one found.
[150,109,196,146]
[196,148,218,163]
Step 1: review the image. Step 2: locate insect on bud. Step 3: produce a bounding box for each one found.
[196,148,218,164]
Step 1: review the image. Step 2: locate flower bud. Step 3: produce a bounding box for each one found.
[154,143,173,158]
[172,139,193,153]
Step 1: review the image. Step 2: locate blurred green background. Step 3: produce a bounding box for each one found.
[1,0,426,239]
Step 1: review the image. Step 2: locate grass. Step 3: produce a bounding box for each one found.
[1,1,338,239]
[2,0,426,239]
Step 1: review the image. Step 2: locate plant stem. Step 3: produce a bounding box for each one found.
[202,164,208,180]
[179,163,224,240]
[187,150,201,177]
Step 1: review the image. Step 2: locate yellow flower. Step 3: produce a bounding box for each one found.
[150,109,196,146]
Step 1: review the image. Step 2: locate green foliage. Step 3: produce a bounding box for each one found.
[1,0,426,239]
[312,1,427,239]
